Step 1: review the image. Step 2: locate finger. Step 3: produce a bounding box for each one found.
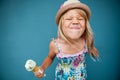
[34,72,44,78]
[34,73,40,77]
[37,74,44,78]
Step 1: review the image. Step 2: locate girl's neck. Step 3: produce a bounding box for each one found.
[58,37,85,53]
[71,38,84,44]
[58,37,84,44]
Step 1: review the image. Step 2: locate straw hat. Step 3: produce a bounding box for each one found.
[56,0,91,25]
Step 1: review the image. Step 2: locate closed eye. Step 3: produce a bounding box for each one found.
[78,18,84,20]
[65,18,72,20]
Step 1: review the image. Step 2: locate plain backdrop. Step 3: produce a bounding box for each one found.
[0,0,120,80]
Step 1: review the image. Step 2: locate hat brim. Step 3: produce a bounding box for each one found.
[56,3,91,25]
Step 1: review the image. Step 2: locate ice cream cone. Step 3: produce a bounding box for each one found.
[25,59,36,71]
[25,59,46,76]
[33,66,39,72]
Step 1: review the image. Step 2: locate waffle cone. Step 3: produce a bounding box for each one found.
[33,66,39,72]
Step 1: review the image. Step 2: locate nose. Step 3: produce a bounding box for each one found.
[72,18,79,24]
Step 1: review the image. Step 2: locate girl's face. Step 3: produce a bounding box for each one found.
[62,9,86,40]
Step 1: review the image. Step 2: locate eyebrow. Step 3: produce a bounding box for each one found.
[64,15,84,18]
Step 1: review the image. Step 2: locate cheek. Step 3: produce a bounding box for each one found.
[63,21,70,28]
[80,20,85,27]
[62,26,70,36]
[62,27,69,34]
[80,21,86,31]
[80,26,85,34]
[62,23,69,33]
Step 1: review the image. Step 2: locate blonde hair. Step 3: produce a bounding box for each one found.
[57,9,99,58]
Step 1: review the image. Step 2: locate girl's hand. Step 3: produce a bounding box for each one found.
[34,67,44,78]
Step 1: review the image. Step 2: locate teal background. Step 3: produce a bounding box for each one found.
[0,0,119,80]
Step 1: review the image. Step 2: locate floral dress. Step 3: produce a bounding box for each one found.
[54,39,88,80]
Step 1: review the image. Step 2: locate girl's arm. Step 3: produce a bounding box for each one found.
[40,40,57,71]
[34,40,57,78]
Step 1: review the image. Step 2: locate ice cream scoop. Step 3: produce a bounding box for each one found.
[25,59,46,76]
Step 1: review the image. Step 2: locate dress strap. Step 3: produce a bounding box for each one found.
[83,39,88,52]
[53,38,61,53]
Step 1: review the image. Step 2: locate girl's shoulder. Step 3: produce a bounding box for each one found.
[49,38,59,54]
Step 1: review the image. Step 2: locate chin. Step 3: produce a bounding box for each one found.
[69,36,81,40]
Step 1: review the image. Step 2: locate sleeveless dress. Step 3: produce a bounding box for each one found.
[54,39,88,80]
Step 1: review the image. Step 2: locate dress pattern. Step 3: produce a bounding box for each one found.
[54,39,88,80]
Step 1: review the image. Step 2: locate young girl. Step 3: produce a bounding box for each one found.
[34,0,99,80]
